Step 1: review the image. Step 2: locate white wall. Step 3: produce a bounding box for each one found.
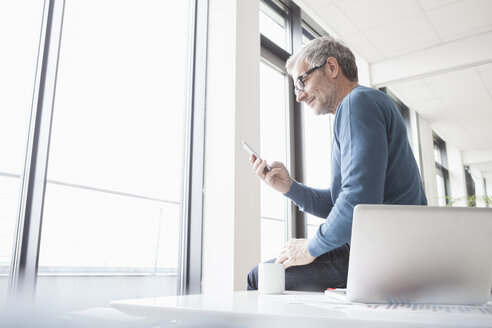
[485,173,492,197]
[202,0,261,293]
[355,54,370,87]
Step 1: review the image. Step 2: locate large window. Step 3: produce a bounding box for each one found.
[259,0,291,261]
[259,61,290,261]
[0,0,45,304]
[434,133,450,206]
[259,1,331,254]
[4,0,198,314]
[35,0,192,312]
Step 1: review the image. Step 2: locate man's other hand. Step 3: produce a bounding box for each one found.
[275,238,316,269]
[250,155,293,194]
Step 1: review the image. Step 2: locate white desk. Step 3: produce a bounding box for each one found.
[110,291,492,328]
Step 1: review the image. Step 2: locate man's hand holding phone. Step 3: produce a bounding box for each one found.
[243,141,293,194]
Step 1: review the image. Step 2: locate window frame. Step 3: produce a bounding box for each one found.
[178,0,208,295]
[433,133,451,205]
[464,166,476,207]
[9,0,64,302]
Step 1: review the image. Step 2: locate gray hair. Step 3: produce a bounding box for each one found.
[286,36,358,82]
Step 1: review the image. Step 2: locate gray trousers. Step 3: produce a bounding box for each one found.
[247,243,350,292]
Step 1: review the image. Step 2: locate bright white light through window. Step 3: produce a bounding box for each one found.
[259,61,288,261]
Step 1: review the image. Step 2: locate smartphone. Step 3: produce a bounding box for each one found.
[242,141,271,172]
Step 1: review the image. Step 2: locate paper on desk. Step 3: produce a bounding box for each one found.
[270,294,492,316]
[269,293,356,311]
[350,302,492,316]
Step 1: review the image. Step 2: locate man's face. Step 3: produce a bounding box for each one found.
[294,60,337,115]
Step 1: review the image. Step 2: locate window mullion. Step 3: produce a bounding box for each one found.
[9,0,65,304]
[177,0,208,296]
[289,2,306,239]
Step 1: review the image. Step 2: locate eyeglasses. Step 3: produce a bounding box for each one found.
[294,63,326,96]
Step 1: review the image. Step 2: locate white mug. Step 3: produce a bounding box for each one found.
[258,263,285,294]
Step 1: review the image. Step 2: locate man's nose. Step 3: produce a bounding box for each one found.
[296,90,307,103]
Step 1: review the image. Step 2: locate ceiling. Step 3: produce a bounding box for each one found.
[296,0,492,182]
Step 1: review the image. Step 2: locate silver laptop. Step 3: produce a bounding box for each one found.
[346,204,492,305]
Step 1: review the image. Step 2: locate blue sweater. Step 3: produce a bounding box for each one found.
[285,86,427,257]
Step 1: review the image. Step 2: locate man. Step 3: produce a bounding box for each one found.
[247,36,427,291]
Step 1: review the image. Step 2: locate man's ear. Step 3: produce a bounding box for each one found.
[326,57,339,78]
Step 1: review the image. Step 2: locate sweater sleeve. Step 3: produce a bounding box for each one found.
[284,180,333,219]
[308,91,389,257]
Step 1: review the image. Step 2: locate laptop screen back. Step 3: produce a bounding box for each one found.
[347,205,492,305]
